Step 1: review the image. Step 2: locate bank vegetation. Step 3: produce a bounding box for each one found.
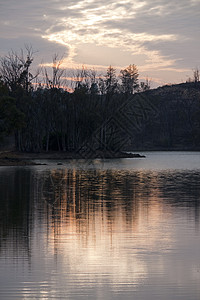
[0,47,200,155]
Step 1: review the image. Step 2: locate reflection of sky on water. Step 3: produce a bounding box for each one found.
[0,152,200,299]
[45,196,168,285]
[34,151,200,172]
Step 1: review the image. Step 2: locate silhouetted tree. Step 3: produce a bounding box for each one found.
[139,77,151,92]
[119,64,139,94]
[0,46,38,94]
[105,65,118,95]
[0,80,25,140]
[43,54,65,89]
[193,67,199,83]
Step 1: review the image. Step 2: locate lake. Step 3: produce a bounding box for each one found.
[0,152,200,300]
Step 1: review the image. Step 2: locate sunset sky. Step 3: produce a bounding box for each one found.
[0,0,200,87]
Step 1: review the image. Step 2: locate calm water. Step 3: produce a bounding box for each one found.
[0,152,200,300]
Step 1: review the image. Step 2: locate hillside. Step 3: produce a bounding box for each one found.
[1,80,200,155]
[129,82,200,150]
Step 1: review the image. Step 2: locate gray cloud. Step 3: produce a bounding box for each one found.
[143,39,200,69]
[0,0,71,63]
[0,35,69,67]
[0,0,200,84]
[100,0,200,71]
[102,0,200,37]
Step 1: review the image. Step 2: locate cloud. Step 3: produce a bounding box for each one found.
[74,43,148,68]
[0,0,200,85]
[0,35,69,74]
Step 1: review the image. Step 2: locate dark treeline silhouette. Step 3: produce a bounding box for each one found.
[0,47,200,152]
[0,48,150,152]
[132,82,200,150]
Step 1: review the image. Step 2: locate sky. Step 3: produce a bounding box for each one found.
[0,0,200,87]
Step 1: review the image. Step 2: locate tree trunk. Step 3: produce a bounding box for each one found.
[46,131,49,152]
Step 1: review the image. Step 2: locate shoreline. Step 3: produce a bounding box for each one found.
[0,150,145,166]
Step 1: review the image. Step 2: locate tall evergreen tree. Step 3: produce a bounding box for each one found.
[105,65,118,95]
[119,64,139,94]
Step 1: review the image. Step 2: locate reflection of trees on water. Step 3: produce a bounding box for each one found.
[158,171,200,226]
[0,167,200,256]
[41,169,146,227]
[159,171,200,203]
[0,169,34,259]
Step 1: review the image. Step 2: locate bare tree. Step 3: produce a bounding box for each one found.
[0,45,38,93]
[43,54,66,89]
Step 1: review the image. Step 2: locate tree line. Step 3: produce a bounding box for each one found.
[1,47,200,152]
[0,47,150,152]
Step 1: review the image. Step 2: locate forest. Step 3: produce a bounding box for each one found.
[0,47,200,154]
